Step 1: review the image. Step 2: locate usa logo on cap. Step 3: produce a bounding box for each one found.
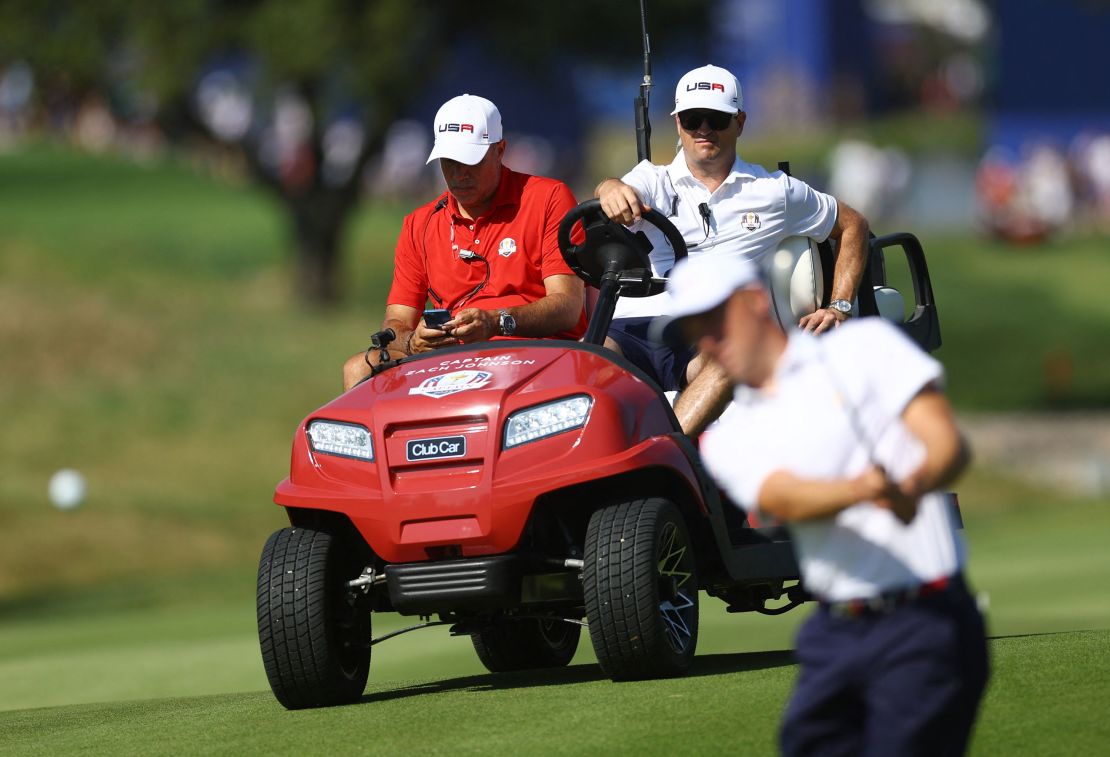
[671,64,743,115]
[426,94,504,166]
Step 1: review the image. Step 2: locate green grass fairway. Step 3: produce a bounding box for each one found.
[1,631,1107,756]
[2,473,1108,754]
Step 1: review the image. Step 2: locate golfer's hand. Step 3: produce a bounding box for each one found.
[799,307,847,334]
[446,308,498,344]
[409,319,457,353]
[886,473,925,525]
[884,491,920,525]
[596,179,650,226]
[858,465,920,525]
[852,465,917,524]
[854,465,891,501]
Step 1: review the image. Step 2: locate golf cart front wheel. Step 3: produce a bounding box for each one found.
[256,526,371,709]
[583,497,699,679]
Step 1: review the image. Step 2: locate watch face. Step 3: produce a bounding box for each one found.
[830,300,851,314]
[500,312,517,335]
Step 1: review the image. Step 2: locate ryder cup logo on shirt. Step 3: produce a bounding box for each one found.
[409,370,493,398]
[498,238,517,258]
[741,212,761,231]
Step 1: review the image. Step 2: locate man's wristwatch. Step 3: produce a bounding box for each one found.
[827,299,853,318]
[498,309,517,336]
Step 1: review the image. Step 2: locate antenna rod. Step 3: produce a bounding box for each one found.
[634,0,652,163]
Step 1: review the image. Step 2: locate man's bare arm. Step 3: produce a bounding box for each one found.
[798,201,870,334]
[895,386,971,500]
[756,465,896,523]
[448,274,584,343]
[342,304,424,390]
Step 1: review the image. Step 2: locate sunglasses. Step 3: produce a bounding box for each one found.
[678,109,734,131]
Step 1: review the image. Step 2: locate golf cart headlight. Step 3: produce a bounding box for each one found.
[307,420,373,461]
[504,395,593,449]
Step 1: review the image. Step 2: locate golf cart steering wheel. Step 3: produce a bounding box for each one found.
[558,199,688,297]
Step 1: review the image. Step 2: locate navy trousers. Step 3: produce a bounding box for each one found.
[781,578,989,757]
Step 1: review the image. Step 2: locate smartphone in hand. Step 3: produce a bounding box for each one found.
[423,308,452,330]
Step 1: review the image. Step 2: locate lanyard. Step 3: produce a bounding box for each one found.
[449,217,477,259]
[446,214,488,309]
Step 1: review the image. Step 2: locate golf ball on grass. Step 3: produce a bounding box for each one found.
[49,469,86,510]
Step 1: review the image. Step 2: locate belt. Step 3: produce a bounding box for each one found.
[822,575,956,620]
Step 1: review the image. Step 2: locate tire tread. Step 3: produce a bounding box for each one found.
[583,497,698,679]
[256,527,370,709]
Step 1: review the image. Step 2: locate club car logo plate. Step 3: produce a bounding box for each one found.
[406,435,467,462]
[408,370,493,398]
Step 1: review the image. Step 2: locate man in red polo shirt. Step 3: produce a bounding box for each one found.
[342,94,587,390]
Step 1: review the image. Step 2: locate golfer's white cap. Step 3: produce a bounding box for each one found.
[670,64,742,115]
[426,94,503,165]
[650,254,763,346]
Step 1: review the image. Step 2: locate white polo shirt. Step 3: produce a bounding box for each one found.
[700,319,967,602]
[613,151,838,318]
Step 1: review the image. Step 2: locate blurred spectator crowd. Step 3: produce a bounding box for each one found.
[0,58,558,203]
[7,50,1110,244]
[0,60,166,162]
[976,135,1110,243]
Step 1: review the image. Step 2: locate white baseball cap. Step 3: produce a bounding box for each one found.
[670,64,743,115]
[426,94,503,165]
[649,254,763,346]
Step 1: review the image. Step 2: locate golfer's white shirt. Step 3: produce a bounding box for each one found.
[701,319,967,602]
[612,151,837,319]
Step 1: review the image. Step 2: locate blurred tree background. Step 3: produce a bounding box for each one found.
[1,0,707,303]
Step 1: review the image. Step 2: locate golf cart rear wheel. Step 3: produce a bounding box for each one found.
[471,617,581,673]
[583,497,699,679]
[256,526,371,709]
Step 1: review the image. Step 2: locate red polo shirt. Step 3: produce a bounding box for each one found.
[387,166,587,340]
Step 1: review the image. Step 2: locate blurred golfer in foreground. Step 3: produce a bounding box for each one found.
[655,255,988,756]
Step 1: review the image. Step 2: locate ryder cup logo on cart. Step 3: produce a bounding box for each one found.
[741,211,761,231]
[498,237,517,258]
[409,370,493,398]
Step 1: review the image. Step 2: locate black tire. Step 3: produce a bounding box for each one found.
[471,617,581,673]
[257,527,371,709]
[583,497,699,679]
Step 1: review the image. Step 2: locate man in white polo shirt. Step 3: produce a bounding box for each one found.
[594,64,870,437]
[655,254,988,756]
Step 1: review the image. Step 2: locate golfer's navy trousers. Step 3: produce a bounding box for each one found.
[780,576,989,757]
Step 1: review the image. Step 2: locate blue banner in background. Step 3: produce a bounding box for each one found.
[991,0,1110,150]
[712,0,829,131]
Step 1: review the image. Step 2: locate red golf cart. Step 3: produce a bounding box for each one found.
[256,201,942,709]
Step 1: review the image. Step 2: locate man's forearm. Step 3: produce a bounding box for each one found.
[828,205,870,302]
[899,390,972,498]
[903,435,970,500]
[382,318,415,357]
[500,292,580,337]
[757,469,876,522]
